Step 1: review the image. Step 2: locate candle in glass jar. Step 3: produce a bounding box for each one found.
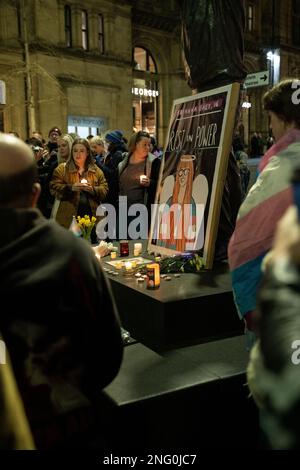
[80,178,88,184]
[134,243,142,256]
[120,240,129,257]
[146,263,160,289]
[110,251,117,260]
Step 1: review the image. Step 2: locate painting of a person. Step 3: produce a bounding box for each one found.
[155,154,208,252]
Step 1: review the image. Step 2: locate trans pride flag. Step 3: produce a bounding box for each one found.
[228,129,300,318]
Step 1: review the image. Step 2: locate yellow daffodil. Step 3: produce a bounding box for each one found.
[76,214,96,242]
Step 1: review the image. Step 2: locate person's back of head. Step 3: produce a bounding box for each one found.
[233,136,244,153]
[263,78,300,128]
[0,133,40,209]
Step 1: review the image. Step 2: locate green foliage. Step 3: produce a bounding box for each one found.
[159,253,205,274]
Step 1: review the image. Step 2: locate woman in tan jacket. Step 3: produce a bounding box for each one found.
[50,138,108,230]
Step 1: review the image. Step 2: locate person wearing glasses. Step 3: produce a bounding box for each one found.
[154,153,208,252]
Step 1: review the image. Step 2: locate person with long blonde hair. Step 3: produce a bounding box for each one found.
[50,138,108,232]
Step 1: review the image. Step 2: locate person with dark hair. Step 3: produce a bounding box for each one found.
[228,79,300,349]
[149,136,163,159]
[0,133,123,448]
[232,136,250,198]
[247,204,300,449]
[46,126,61,160]
[266,131,274,150]
[250,132,260,158]
[99,130,127,208]
[118,131,160,237]
[50,137,108,231]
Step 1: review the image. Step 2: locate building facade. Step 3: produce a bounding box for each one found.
[243,0,300,147]
[0,1,300,147]
[0,0,189,145]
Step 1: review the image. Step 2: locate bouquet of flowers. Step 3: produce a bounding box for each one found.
[138,253,205,275]
[159,253,205,273]
[76,215,96,241]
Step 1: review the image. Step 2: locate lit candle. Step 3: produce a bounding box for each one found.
[134,243,142,256]
[146,263,160,289]
[110,251,117,260]
[139,174,147,184]
[125,261,133,271]
[80,178,88,184]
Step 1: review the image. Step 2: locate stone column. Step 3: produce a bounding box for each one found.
[88,10,99,52]
[0,3,19,46]
[104,13,115,55]
[57,2,66,46]
[72,5,83,49]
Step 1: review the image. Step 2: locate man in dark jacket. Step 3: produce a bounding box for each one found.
[0,133,123,448]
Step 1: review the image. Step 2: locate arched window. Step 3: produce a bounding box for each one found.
[133,47,157,73]
[132,47,159,136]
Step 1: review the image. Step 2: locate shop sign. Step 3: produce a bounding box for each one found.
[68,115,107,129]
[132,87,159,97]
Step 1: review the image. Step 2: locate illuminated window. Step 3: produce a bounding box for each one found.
[132,48,158,135]
[64,5,72,47]
[81,10,88,50]
[247,4,254,32]
[98,14,104,54]
[133,47,157,73]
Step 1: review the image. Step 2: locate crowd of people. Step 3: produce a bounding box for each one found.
[0,128,164,449]
[0,133,124,449]
[14,128,163,240]
[3,78,300,450]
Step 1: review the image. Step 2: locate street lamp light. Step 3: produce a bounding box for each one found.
[266,49,280,85]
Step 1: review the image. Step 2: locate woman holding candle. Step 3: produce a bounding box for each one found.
[50,138,108,233]
[118,131,161,237]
